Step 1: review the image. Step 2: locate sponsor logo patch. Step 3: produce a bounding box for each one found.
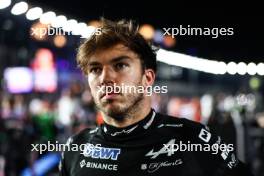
[82,143,121,160]
[198,128,211,142]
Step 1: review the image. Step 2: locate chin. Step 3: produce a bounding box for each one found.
[101,104,127,120]
[104,104,123,114]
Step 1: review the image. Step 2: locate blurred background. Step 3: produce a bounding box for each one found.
[0,0,264,175]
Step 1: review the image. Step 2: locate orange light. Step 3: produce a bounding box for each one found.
[30,22,49,41]
[53,35,67,48]
[163,35,176,48]
[88,20,101,28]
[139,24,155,40]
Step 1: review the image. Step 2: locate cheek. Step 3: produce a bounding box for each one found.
[123,68,142,83]
[128,73,142,84]
[88,77,99,95]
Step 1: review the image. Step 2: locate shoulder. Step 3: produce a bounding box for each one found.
[66,126,100,145]
[156,113,214,143]
[157,113,209,133]
[59,127,100,167]
[156,114,253,175]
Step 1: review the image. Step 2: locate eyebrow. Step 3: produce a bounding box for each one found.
[87,56,130,66]
[110,56,130,63]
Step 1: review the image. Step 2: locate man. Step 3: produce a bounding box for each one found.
[59,18,253,176]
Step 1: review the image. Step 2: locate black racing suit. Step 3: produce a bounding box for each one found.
[59,109,254,176]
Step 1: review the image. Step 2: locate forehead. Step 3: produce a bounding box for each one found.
[88,43,139,64]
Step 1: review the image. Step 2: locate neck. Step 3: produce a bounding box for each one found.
[102,99,151,128]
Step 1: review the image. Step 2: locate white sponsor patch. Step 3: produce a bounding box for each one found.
[80,159,86,168]
[227,153,238,169]
[198,128,211,142]
[221,150,229,160]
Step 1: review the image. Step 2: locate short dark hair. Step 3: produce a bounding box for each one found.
[76,18,157,75]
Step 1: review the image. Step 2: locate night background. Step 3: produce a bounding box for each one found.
[0,0,264,175]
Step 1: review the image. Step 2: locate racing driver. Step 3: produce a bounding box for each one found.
[59,18,254,176]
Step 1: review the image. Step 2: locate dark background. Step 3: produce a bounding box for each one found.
[24,0,264,63]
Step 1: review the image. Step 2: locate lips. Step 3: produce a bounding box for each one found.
[104,92,120,99]
[100,90,120,99]
[98,85,122,99]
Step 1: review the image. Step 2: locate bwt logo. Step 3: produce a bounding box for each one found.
[81,143,121,160]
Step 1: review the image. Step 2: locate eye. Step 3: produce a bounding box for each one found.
[89,67,101,74]
[115,62,128,70]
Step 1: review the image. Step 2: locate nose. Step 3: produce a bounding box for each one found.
[99,66,116,85]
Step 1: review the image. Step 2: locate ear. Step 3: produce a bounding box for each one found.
[142,69,155,87]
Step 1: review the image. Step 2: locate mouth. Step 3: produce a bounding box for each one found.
[98,84,123,100]
[100,92,121,100]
